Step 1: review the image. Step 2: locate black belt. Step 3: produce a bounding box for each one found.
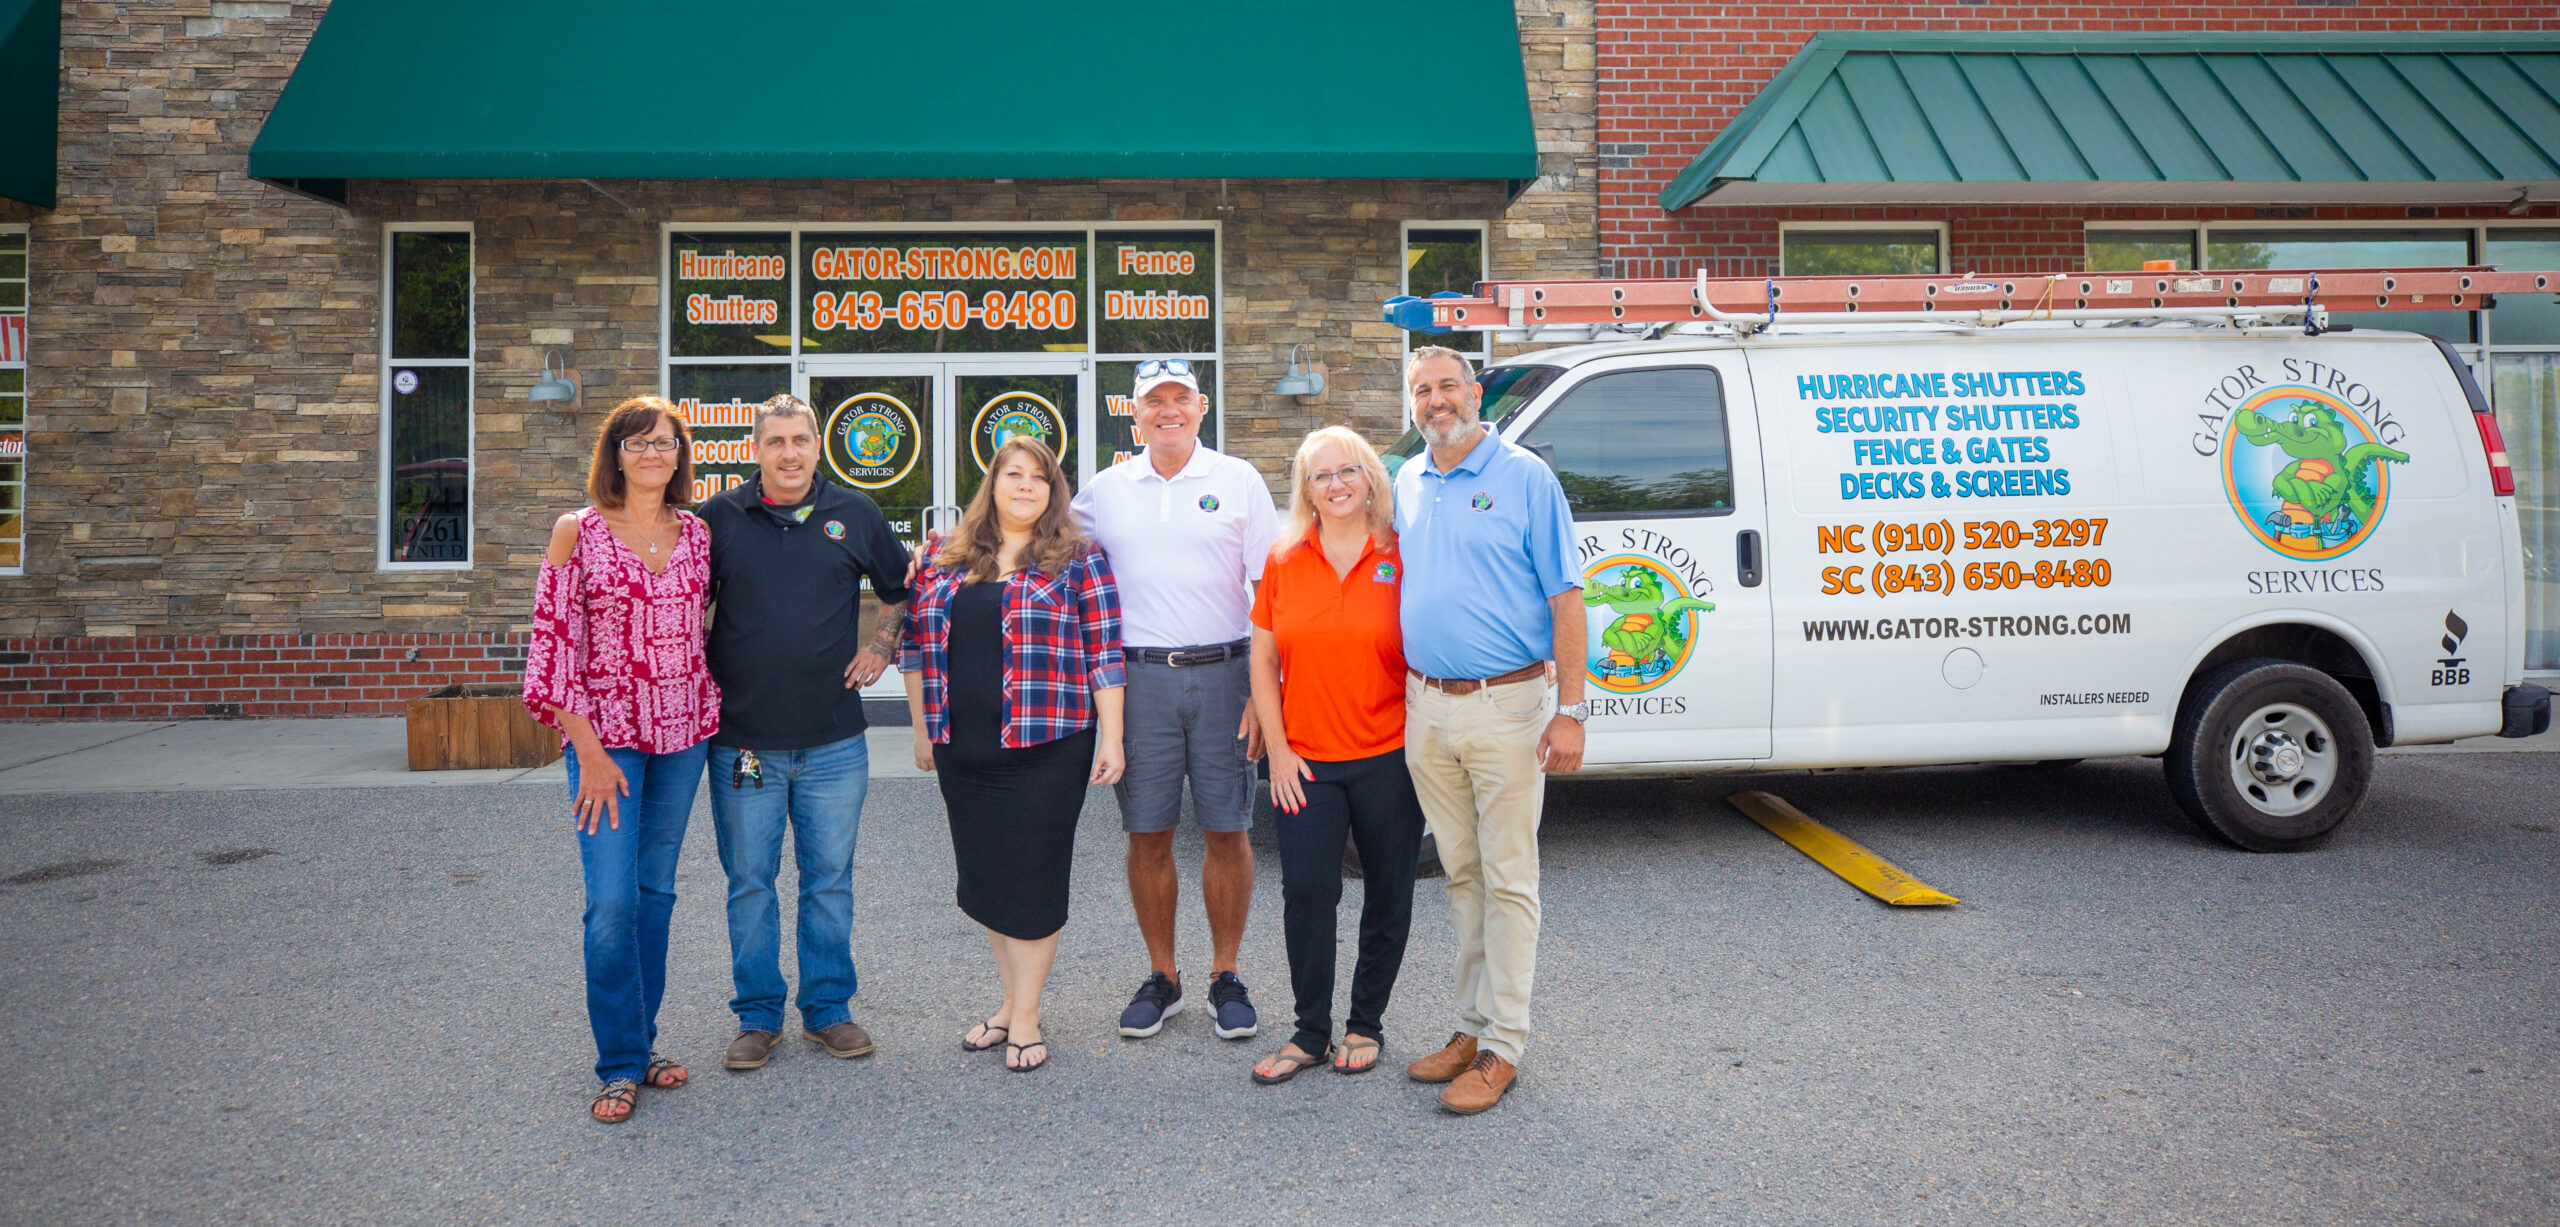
[1131,640,1250,667]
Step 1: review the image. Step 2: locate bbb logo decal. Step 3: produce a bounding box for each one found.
[2434,610,2470,687]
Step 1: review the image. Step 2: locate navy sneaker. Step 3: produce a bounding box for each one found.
[1118,972,1184,1038]
[1208,971,1259,1039]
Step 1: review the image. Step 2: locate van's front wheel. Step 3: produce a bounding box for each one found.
[2165,659,2373,852]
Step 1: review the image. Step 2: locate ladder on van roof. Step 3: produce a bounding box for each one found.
[1383,266,2560,342]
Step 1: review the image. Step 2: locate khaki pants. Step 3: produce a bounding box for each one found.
[1404,672,1550,1064]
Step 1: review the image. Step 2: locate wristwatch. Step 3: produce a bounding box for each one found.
[1556,701,1591,723]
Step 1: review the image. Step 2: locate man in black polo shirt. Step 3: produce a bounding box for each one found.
[699,393,912,1071]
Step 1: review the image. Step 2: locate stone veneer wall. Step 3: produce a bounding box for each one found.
[0,2,1599,718]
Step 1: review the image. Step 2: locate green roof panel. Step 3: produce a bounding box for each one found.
[1660,33,2560,209]
[251,1,1536,186]
[0,0,57,208]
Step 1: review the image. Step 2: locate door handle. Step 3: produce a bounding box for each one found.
[1736,530,1763,588]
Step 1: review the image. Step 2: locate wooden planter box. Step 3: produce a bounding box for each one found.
[406,683,563,771]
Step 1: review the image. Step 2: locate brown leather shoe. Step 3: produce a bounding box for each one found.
[1406,1031,1478,1084]
[807,1021,876,1059]
[1437,1051,1517,1114]
[723,1030,780,1071]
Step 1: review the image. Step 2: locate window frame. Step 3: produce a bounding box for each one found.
[378,222,475,571]
[1777,221,1950,277]
[656,220,1227,480]
[1401,219,1490,361]
[1513,361,1739,522]
[0,222,24,577]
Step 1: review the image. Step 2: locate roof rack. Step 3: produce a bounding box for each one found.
[1384,266,2560,343]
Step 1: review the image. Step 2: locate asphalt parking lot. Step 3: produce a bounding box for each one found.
[2,746,2555,1224]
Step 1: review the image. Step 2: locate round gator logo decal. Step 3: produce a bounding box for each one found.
[1580,554,1716,695]
[2220,385,2410,561]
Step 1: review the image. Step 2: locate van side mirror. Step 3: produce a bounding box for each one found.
[1526,441,1559,474]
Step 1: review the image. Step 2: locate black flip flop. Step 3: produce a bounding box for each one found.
[1252,1044,1334,1085]
[961,1022,1010,1052]
[1334,1036,1383,1075]
[1004,1040,1049,1073]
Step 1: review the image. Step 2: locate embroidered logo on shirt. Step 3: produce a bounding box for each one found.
[1198,495,1220,512]
[1470,492,1495,512]
[1373,561,1398,583]
[792,505,815,523]
[823,520,845,540]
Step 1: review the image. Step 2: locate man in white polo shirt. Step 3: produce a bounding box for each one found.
[1072,358,1279,1043]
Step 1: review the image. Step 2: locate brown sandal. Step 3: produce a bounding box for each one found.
[1252,1043,1333,1085]
[1335,1034,1382,1075]
[590,1078,638,1124]
[645,1055,689,1089]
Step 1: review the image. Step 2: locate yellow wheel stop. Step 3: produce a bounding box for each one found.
[1727,791,1959,907]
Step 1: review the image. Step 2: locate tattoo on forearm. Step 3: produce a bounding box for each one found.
[867,603,908,657]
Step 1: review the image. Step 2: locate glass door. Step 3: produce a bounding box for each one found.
[804,364,937,547]
[799,356,1089,697]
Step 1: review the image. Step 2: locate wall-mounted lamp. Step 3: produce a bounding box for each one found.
[528,348,580,405]
[1273,344,1325,402]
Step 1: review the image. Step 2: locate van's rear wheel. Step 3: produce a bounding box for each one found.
[2165,659,2372,852]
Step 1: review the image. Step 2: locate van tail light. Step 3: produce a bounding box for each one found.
[2474,410,2517,497]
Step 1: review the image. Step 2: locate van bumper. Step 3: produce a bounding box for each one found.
[2501,683,2553,738]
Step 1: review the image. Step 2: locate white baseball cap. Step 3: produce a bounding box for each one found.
[1130,358,1200,400]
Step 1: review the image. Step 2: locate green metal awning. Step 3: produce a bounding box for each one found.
[250,1,1536,201]
[1660,34,2560,209]
[0,0,58,208]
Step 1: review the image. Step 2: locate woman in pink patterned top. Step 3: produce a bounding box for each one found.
[521,395,719,1125]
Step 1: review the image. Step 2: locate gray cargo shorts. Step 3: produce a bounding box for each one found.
[1115,650,1256,835]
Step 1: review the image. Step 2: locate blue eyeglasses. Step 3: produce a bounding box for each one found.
[1134,359,1194,379]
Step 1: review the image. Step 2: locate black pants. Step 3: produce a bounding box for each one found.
[1276,746,1427,1055]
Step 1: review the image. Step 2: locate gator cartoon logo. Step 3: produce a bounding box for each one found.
[824,393,922,491]
[2222,386,2410,560]
[1581,555,1716,694]
[971,391,1066,470]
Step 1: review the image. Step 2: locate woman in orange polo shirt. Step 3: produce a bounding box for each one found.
[1246,426,1428,1084]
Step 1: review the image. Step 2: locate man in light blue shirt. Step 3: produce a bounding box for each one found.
[1390,346,1587,1115]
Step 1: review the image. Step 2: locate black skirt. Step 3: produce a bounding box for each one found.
[937,579,1093,940]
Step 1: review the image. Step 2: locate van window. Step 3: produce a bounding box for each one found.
[1518,367,1733,517]
[1381,363,1561,479]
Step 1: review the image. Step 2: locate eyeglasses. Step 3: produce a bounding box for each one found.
[618,437,682,454]
[1307,465,1364,487]
[1134,359,1194,380]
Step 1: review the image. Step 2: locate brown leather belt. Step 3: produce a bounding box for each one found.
[1410,662,1546,696]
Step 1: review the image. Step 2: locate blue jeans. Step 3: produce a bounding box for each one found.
[707,734,871,1034]
[568,741,708,1085]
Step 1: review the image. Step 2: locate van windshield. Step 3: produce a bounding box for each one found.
[1380,364,1562,479]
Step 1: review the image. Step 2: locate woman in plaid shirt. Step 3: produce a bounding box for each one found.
[900,436,1126,1074]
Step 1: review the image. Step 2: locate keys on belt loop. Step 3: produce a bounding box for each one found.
[732,748,763,789]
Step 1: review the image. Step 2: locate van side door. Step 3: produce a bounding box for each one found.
[1510,354,1774,762]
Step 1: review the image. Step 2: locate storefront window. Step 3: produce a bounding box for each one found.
[670,363,789,506]
[384,228,471,566]
[1780,228,1942,276]
[2488,230,2560,673]
[1405,226,1487,358]
[663,226,1223,492]
[0,228,23,573]
[668,233,792,358]
[798,231,1090,356]
[2086,229,2195,270]
[1097,360,1217,468]
[2206,228,2474,342]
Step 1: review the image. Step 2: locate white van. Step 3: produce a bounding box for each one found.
[1383,323,2549,851]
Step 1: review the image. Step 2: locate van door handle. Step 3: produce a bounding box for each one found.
[1737,530,1763,588]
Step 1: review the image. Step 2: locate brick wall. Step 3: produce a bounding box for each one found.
[1596,4,2560,276]
[0,2,1598,719]
[0,633,523,720]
